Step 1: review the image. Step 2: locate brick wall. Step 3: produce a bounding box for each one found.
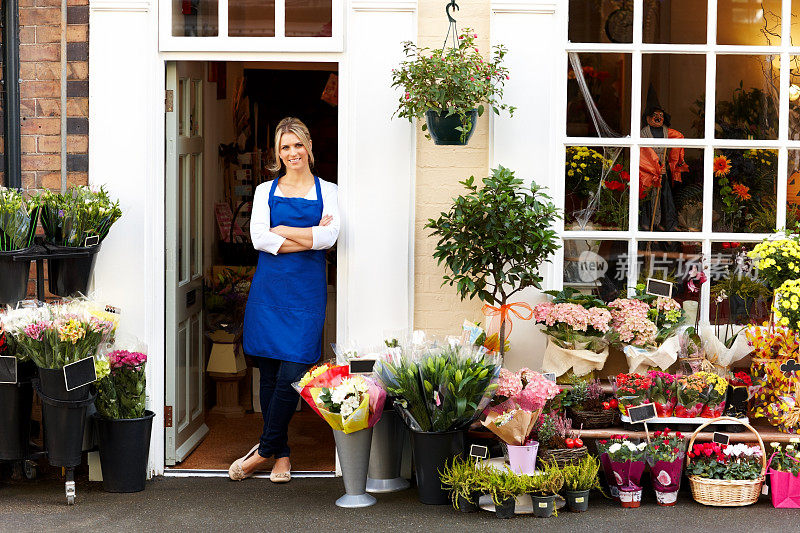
[1,0,90,190]
[414,0,491,335]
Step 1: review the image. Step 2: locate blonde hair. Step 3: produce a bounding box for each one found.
[269,117,314,173]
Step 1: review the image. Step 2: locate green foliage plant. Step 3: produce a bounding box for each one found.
[439,456,481,509]
[426,166,561,356]
[477,466,524,506]
[561,454,603,492]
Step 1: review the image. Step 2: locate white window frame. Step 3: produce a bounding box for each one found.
[159,0,344,52]
[556,0,799,323]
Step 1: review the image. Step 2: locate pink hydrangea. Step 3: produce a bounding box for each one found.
[609,298,658,346]
[534,302,611,333]
[497,368,523,397]
[108,349,147,370]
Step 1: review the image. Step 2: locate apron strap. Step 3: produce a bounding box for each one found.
[314,176,323,217]
[268,178,280,210]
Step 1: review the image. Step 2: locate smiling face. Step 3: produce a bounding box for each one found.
[278,132,311,172]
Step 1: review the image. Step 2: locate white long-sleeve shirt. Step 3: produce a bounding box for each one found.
[250,178,340,255]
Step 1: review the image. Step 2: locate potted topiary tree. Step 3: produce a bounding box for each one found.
[391,30,515,145]
[426,166,561,356]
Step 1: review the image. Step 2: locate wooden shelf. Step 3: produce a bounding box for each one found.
[579,421,796,443]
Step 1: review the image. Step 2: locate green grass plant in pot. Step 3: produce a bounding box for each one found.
[561,454,603,512]
[439,456,483,513]
[426,166,561,356]
[524,460,564,518]
[391,29,514,145]
[477,466,524,519]
[0,188,41,305]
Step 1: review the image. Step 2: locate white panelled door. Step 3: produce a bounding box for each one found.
[165,61,208,465]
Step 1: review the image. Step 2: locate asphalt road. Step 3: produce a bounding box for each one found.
[0,475,795,533]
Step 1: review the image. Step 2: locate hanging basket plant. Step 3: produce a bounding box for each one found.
[391,29,515,145]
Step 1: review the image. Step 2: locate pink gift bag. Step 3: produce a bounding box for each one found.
[769,452,800,508]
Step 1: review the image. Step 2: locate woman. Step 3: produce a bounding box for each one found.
[229,117,339,483]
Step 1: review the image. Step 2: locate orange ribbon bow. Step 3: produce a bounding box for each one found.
[481,301,534,341]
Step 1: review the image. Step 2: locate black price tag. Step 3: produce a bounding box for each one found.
[84,235,100,247]
[780,359,800,377]
[348,358,376,375]
[63,357,97,391]
[628,403,657,423]
[646,278,673,298]
[469,444,489,460]
[712,432,730,445]
[542,372,557,382]
[0,356,17,384]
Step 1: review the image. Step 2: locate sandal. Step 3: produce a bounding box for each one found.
[269,470,292,483]
[228,444,260,481]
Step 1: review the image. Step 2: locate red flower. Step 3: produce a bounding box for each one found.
[688,452,695,458]
[612,164,623,172]
[619,171,630,182]
[605,180,624,191]
[663,427,671,434]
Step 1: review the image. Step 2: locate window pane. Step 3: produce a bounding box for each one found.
[229,0,276,37]
[567,53,632,137]
[564,146,630,231]
[568,0,633,43]
[793,0,800,45]
[643,0,707,44]
[640,147,704,232]
[789,56,800,138]
[563,239,628,303]
[712,148,777,232]
[717,0,782,46]
[172,0,219,36]
[642,54,705,139]
[286,0,332,37]
[637,240,702,305]
[709,242,771,325]
[787,150,800,228]
[715,55,779,140]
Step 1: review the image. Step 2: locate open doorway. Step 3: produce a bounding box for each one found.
[164,60,339,472]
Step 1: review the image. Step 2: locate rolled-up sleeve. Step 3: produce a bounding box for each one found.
[250,183,286,255]
[311,182,340,250]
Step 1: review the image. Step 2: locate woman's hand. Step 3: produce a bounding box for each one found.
[319,215,333,226]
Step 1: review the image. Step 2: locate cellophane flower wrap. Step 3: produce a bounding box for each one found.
[645,428,686,494]
[487,367,560,417]
[5,300,116,369]
[647,371,677,417]
[94,356,119,419]
[597,435,628,499]
[297,364,386,434]
[676,373,706,418]
[107,349,147,418]
[613,373,652,416]
[0,187,40,251]
[604,438,647,491]
[696,371,728,418]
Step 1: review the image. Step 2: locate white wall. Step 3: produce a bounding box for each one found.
[492,0,560,371]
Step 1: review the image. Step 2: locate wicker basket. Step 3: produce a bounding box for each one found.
[538,446,588,468]
[569,408,617,429]
[686,416,766,507]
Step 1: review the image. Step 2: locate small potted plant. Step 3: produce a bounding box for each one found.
[648,371,677,417]
[605,438,647,508]
[698,371,728,418]
[560,377,617,429]
[725,371,752,418]
[440,456,482,512]
[676,373,706,418]
[561,454,603,512]
[534,411,587,467]
[646,427,686,506]
[93,348,155,493]
[767,440,800,508]
[391,29,514,145]
[524,460,564,517]
[426,167,560,356]
[613,373,652,416]
[478,466,523,519]
[0,188,40,305]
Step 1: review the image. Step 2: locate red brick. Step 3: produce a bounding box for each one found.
[67,172,88,187]
[20,44,60,62]
[39,172,61,189]
[21,118,60,135]
[36,99,61,117]
[20,81,60,98]
[38,135,62,153]
[66,98,88,117]
[20,63,36,81]
[19,27,35,43]
[36,26,61,43]
[19,0,35,7]
[19,7,60,26]
[67,0,88,5]
[67,62,88,80]
[21,172,36,189]
[21,136,37,153]
[67,135,88,153]
[36,0,64,5]
[22,154,61,172]
[35,62,61,81]
[67,24,88,42]
[20,99,36,118]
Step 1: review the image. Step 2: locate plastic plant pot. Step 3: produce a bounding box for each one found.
[34,371,94,468]
[46,244,100,297]
[0,249,32,306]
[655,490,679,506]
[0,379,34,461]
[531,494,556,517]
[619,488,642,508]
[494,495,516,519]
[410,429,465,505]
[424,109,478,145]
[455,492,481,513]
[93,411,155,493]
[565,489,590,512]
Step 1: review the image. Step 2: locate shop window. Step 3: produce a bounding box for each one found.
[788,150,800,226]
[708,242,771,325]
[642,54,705,139]
[286,0,333,37]
[717,0,782,46]
[564,146,631,231]
[566,53,632,137]
[637,240,702,305]
[640,147,704,232]
[643,0,707,44]
[568,0,634,44]
[229,0,276,37]
[172,0,219,37]
[712,148,777,233]
[563,239,629,302]
[715,55,779,140]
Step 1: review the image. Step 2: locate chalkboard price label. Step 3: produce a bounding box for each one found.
[628,403,657,423]
[84,235,100,247]
[0,356,17,384]
[63,357,97,391]
[646,278,673,298]
[469,444,489,460]
[542,372,557,382]
[712,432,730,445]
[348,358,376,375]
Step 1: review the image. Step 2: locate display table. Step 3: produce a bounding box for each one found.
[579,420,795,443]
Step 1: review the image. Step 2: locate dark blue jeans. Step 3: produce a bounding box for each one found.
[257,357,310,459]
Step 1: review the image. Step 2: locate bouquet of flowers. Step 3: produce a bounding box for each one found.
[687,442,762,480]
[613,373,652,416]
[603,438,647,501]
[768,440,800,507]
[488,367,560,416]
[481,408,538,446]
[697,371,728,418]
[375,340,501,432]
[94,347,148,419]
[646,428,686,505]
[39,186,122,247]
[648,371,677,417]
[775,279,800,331]
[596,435,629,499]
[296,364,386,434]
[747,326,800,420]
[0,187,40,251]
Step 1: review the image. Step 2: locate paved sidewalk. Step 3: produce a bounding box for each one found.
[0,476,794,533]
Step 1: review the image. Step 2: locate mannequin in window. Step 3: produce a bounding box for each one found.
[639,106,689,231]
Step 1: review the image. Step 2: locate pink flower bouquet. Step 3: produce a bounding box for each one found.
[486,367,560,417]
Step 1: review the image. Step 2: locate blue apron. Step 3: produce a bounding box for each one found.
[243,177,327,364]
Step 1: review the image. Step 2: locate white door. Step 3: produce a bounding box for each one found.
[165,61,208,465]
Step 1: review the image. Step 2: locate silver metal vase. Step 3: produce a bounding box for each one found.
[366,409,410,493]
[333,427,377,508]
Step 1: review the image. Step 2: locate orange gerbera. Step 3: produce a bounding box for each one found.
[713,155,731,177]
[732,182,751,201]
